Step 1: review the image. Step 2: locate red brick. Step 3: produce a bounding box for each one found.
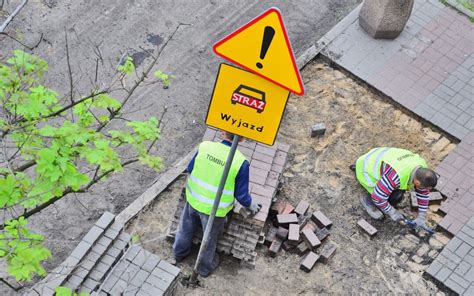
[268,239,282,257]
[300,252,320,272]
[276,227,289,240]
[265,171,280,188]
[319,243,336,264]
[312,211,332,229]
[277,214,298,225]
[288,224,300,242]
[294,200,310,216]
[302,228,321,249]
[282,202,295,215]
[357,219,377,237]
[301,220,317,232]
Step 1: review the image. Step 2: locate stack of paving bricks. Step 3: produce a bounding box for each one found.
[426,216,474,295]
[95,245,180,295]
[265,199,337,273]
[168,128,290,267]
[435,132,474,236]
[28,211,180,296]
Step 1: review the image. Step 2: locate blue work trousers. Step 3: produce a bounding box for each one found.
[172,202,226,277]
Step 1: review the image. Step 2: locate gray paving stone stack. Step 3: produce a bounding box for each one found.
[27,212,131,295]
[426,216,474,295]
[168,128,290,267]
[94,245,180,296]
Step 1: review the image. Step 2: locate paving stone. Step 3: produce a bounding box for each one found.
[152,266,176,283]
[95,211,115,229]
[302,228,321,249]
[70,241,92,260]
[157,259,180,276]
[130,269,150,287]
[265,226,278,246]
[455,242,472,258]
[268,239,282,258]
[96,236,113,247]
[131,249,149,267]
[312,211,332,229]
[100,254,116,266]
[142,254,161,273]
[300,252,320,272]
[140,282,164,295]
[145,274,169,291]
[426,260,443,276]
[315,227,330,241]
[277,214,298,225]
[276,227,289,240]
[311,123,326,137]
[357,219,377,237]
[288,224,300,242]
[319,243,337,264]
[124,245,142,262]
[444,278,466,294]
[296,241,309,256]
[435,266,453,282]
[82,226,104,245]
[294,200,310,216]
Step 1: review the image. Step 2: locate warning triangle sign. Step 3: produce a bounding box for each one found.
[213,7,304,96]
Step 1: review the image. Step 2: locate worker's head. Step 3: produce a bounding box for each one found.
[413,167,438,190]
[222,131,244,143]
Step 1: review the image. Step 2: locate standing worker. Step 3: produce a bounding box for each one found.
[173,131,261,277]
[351,147,438,230]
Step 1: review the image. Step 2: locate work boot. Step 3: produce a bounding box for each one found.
[360,195,383,220]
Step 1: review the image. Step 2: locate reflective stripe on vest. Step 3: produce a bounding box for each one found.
[186,141,246,217]
[356,147,427,193]
[186,183,234,208]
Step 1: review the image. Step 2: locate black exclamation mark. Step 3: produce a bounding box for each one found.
[256,26,275,69]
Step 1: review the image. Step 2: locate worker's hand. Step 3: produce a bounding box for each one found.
[248,201,262,215]
[413,212,427,230]
[386,207,404,222]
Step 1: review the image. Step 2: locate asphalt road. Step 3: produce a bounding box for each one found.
[0,0,360,291]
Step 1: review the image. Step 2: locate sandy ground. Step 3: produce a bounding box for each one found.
[126,60,457,295]
[0,1,362,293]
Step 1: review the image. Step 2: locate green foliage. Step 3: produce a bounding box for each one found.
[0,50,164,281]
[0,217,51,281]
[55,286,89,296]
[117,56,135,74]
[154,70,175,89]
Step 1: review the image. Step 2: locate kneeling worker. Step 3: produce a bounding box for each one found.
[173,131,261,277]
[353,147,437,230]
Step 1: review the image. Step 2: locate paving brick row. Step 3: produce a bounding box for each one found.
[427,216,474,295]
[168,129,290,267]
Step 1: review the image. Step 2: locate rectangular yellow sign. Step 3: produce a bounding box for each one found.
[205,63,290,145]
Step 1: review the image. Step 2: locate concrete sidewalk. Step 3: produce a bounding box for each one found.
[316,0,473,294]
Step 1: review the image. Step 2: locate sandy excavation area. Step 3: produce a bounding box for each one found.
[126,59,456,295]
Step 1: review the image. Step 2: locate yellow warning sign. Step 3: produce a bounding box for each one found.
[205,64,290,145]
[213,7,304,95]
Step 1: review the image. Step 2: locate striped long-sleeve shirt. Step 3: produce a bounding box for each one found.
[371,162,430,214]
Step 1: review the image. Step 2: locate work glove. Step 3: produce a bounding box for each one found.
[247,201,262,215]
[386,207,404,222]
[413,211,427,230]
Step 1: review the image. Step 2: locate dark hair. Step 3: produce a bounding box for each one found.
[223,131,236,141]
[415,168,438,188]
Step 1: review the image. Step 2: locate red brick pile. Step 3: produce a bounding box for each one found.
[265,200,337,273]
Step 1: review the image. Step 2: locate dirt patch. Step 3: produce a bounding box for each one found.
[127,59,455,295]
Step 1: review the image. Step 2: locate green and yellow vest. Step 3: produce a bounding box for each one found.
[186,141,246,217]
[355,147,427,194]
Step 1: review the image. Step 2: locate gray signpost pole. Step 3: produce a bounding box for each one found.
[190,134,241,283]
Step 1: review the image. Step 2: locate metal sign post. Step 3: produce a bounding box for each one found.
[189,135,241,283]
